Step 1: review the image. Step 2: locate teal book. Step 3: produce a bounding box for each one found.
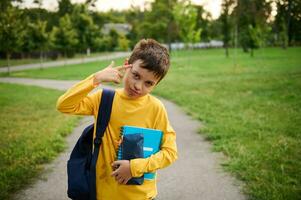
[117,125,163,180]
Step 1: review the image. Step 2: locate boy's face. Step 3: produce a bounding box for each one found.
[123,59,160,99]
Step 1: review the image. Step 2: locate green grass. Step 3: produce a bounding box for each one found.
[157,47,301,200]
[0,83,80,200]
[2,47,301,199]
[0,52,112,68]
[0,58,125,79]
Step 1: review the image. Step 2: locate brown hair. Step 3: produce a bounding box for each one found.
[128,39,170,82]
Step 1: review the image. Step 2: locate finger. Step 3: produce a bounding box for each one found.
[122,178,129,185]
[124,58,129,65]
[111,170,117,177]
[117,71,124,78]
[112,161,121,168]
[113,77,121,84]
[108,61,115,68]
[115,174,122,182]
[118,177,125,184]
[115,64,132,71]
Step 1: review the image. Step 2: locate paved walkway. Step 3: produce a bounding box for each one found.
[0,77,246,200]
[0,52,130,73]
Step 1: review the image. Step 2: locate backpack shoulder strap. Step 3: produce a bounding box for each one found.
[90,88,115,200]
[94,88,115,146]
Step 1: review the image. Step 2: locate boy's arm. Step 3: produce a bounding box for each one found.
[56,74,99,115]
[130,105,178,178]
[56,62,132,115]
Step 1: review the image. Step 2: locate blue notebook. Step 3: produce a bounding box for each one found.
[117,125,163,180]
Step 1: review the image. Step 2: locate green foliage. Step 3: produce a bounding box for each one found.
[109,29,119,50]
[248,24,262,56]
[97,36,115,51]
[0,6,24,58]
[117,34,130,51]
[30,20,49,52]
[274,0,301,46]
[220,0,235,56]
[138,0,177,43]
[51,14,78,57]
[58,0,74,17]
[0,0,301,61]
[235,0,272,53]
[278,19,288,48]
[195,5,212,42]
[71,4,102,53]
[173,0,201,45]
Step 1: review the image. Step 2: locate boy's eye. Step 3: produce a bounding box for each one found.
[145,81,154,87]
[132,72,139,79]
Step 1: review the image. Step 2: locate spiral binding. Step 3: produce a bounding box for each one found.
[116,127,124,160]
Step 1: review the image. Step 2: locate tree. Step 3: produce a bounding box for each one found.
[117,34,130,51]
[109,29,119,51]
[58,0,73,17]
[274,0,301,46]
[51,14,78,62]
[71,4,99,56]
[173,0,201,47]
[195,5,212,42]
[248,24,262,56]
[235,0,271,53]
[31,20,49,69]
[0,6,24,74]
[21,18,38,58]
[139,0,178,49]
[124,7,145,48]
[221,0,235,57]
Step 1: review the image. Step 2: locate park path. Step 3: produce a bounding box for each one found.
[0,77,247,200]
[0,52,130,73]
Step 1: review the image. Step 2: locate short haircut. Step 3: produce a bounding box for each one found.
[128,39,170,82]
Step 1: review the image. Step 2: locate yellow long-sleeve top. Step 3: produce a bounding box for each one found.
[56,74,178,200]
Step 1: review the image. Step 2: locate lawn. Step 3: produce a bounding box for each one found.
[158,48,301,200]
[0,58,125,79]
[0,52,111,68]
[0,83,80,199]
[2,47,301,200]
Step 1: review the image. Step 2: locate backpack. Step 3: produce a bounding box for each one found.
[67,89,115,200]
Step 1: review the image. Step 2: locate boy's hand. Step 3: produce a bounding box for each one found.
[111,160,132,184]
[93,61,132,86]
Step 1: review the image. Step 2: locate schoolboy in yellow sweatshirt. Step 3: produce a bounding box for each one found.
[56,39,178,200]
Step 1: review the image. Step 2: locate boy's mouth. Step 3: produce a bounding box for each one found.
[129,88,140,96]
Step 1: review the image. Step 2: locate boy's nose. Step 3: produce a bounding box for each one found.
[134,81,142,91]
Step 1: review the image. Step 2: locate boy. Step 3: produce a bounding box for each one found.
[57,39,178,200]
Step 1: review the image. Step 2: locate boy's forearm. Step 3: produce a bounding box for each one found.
[56,74,97,115]
[130,135,178,177]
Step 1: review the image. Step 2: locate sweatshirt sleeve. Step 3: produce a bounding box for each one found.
[56,74,100,116]
[130,103,178,177]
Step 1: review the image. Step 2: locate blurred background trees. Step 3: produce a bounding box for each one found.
[0,0,300,62]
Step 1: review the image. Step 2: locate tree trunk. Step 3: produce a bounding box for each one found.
[6,53,10,75]
[81,49,85,64]
[64,50,67,66]
[225,47,229,57]
[287,0,292,46]
[250,48,254,57]
[39,50,44,70]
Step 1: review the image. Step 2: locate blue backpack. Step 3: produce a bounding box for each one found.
[67,89,115,200]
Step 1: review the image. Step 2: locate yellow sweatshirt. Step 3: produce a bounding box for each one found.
[56,74,178,200]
